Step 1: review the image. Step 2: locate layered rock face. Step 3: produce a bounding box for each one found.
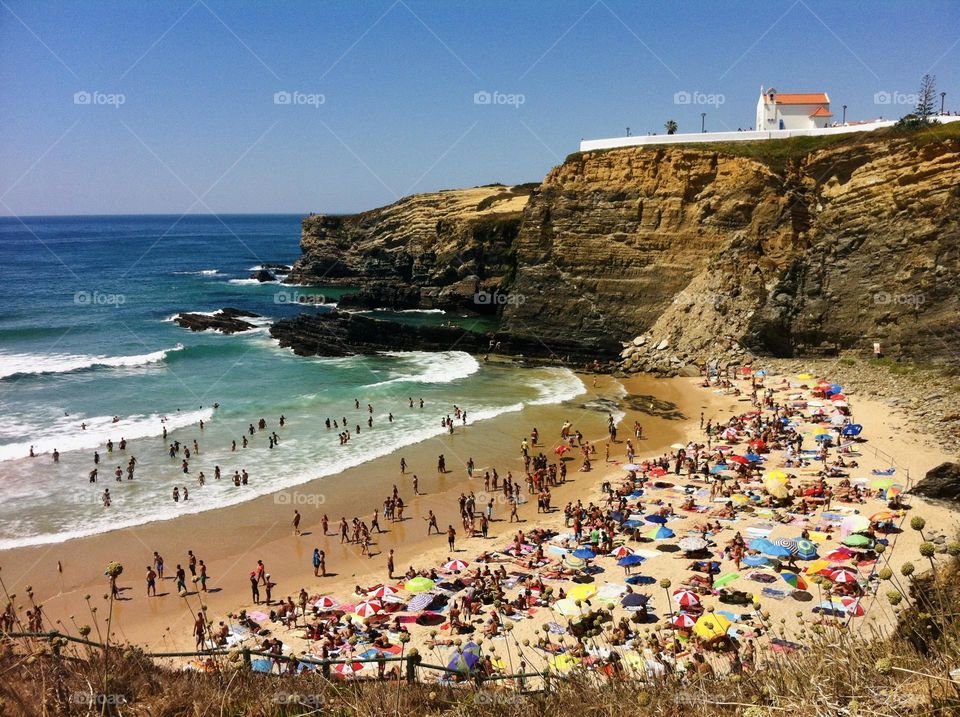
[503,132,960,371]
[286,185,533,313]
[289,128,960,370]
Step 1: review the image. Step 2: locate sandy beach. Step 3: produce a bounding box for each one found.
[4,365,956,680]
[0,372,701,649]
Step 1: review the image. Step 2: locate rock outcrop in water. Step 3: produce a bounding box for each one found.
[289,126,960,372]
[174,308,261,334]
[269,311,618,364]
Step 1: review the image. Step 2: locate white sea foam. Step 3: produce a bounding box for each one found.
[172,269,221,276]
[366,351,480,387]
[0,406,214,463]
[0,345,184,380]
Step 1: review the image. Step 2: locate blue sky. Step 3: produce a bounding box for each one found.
[1,0,958,216]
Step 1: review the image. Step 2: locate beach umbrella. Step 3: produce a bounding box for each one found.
[670,443,687,450]
[550,653,581,673]
[647,526,675,540]
[714,573,740,588]
[748,439,766,450]
[333,661,365,676]
[804,560,830,575]
[782,572,808,590]
[621,519,644,529]
[793,538,818,560]
[694,613,732,640]
[447,644,480,674]
[763,476,790,499]
[672,589,701,607]
[750,539,792,559]
[370,585,399,599]
[562,555,586,570]
[443,559,469,572]
[677,536,709,552]
[745,452,762,462]
[671,612,697,628]
[314,596,338,610]
[841,424,863,437]
[796,373,814,381]
[354,599,383,618]
[842,534,872,548]
[572,547,597,560]
[610,545,635,559]
[553,598,583,617]
[618,554,646,567]
[554,445,570,455]
[839,596,865,617]
[743,554,770,567]
[568,584,598,602]
[829,568,859,584]
[841,515,872,536]
[645,514,668,524]
[827,383,842,394]
[830,393,847,402]
[765,469,788,481]
[621,593,649,609]
[728,455,749,465]
[870,511,898,523]
[814,433,833,442]
[774,538,799,555]
[405,577,435,593]
[405,593,434,612]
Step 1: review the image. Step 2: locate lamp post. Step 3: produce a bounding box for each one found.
[700,112,706,133]
[842,105,847,124]
[941,92,946,115]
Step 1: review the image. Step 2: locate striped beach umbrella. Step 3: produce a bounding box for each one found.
[782,572,808,590]
[443,559,469,572]
[647,526,675,540]
[774,538,799,555]
[355,599,383,617]
[314,595,338,610]
[610,545,635,559]
[840,597,865,617]
[333,661,365,675]
[370,585,399,599]
[672,589,701,607]
[828,568,859,584]
[671,612,697,628]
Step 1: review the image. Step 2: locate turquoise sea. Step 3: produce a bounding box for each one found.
[0,215,585,548]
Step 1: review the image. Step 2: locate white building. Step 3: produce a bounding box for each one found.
[756,87,833,130]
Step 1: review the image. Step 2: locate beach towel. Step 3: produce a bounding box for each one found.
[761,587,789,599]
[871,468,896,476]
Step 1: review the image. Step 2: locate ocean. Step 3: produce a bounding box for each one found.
[0,215,585,549]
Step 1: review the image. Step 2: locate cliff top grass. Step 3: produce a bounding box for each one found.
[566,119,960,174]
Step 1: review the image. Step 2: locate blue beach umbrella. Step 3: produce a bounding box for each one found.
[743,555,770,567]
[618,554,646,567]
[447,642,481,674]
[647,526,675,540]
[842,424,863,437]
[745,452,762,462]
[814,433,833,442]
[622,519,644,529]
[645,514,668,524]
[572,547,597,560]
[827,383,842,395]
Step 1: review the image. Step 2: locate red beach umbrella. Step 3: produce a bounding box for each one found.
[672,589,701,607]
[671,612,697,628]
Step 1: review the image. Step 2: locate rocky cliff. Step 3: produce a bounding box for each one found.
[290,125,960,370]
[287,185,534,313]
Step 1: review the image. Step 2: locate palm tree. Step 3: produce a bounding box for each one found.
[664,120,678,135]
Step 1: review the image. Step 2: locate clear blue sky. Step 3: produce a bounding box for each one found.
[2,0,958,216]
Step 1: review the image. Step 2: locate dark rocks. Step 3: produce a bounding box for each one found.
[269,311,620,365]
[174,308,262,334]
[910,462,960,503]
[252,269,277,282]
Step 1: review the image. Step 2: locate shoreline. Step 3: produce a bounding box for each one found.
[0,372,702,650]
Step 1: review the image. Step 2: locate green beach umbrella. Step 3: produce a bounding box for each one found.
[713,573,739,588]
[841,534,872,548]
[405,576,435,593]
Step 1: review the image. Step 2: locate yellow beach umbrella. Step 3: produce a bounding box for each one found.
[553,598,583,617]
[796,373,814,381]
[550,653,581,672]
[804,559,830,575]
[764,469,788,481]
[694,613,732,640]
[763,476,789,499]
[568,584,598,602]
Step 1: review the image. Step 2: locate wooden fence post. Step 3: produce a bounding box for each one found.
[405,649,421,684]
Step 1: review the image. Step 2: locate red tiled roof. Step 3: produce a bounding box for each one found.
[768,92,830,105]
[809,106,833,117]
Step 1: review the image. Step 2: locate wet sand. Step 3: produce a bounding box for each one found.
[0,373,708,650]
